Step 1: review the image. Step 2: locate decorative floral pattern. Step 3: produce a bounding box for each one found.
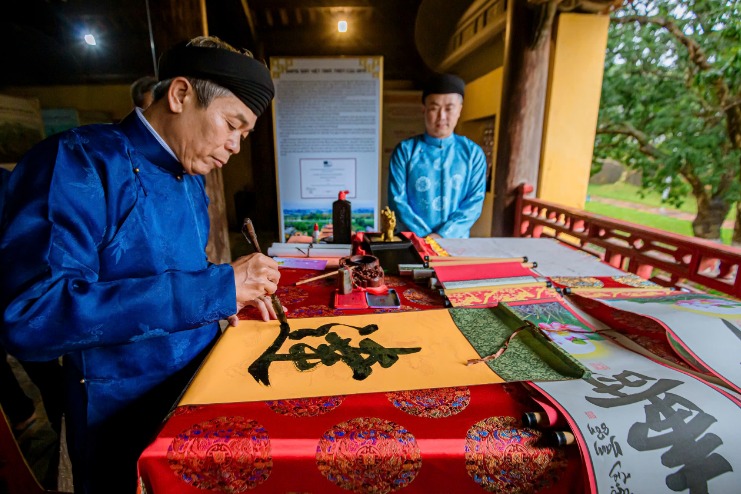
[275,285,309,306]
[402,287,443,306]
[384,277,409,289]
[316,417,422,493]
[550,276,604,288]
[290,304,341,318]
[168,416,272,492]
[627,335,689,367]
[537,322,597,356]
[572,288,671,299]
[386,386,470,418]
[465,416,566,493]
[612,274,659,288]
[675,297,740,310]
[611,310,665,334]
[449,308,586,382]
[265,396,345,417]
[446,286,556,306]
[537,322,584,333]
[170,405,206,417]
[569,295,603,312]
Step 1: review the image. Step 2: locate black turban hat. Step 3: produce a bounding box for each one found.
[158,42,275,117]
[422,73,465,102]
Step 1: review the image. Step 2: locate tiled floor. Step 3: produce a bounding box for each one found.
[8,355,73,492]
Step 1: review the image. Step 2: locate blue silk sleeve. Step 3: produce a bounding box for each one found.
[0,132,236,362]
[436,145,487,238]
[388,142,433,237]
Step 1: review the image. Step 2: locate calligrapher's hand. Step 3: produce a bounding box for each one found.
[227,299,288,326]
[231,253,280,318]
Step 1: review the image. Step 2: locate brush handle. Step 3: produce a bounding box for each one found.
[295,270,341,285]
[243,218,288,324]
[243,218,263,254]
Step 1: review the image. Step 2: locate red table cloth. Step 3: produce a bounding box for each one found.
[137,269,584,493]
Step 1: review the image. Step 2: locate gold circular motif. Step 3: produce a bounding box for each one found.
[168,416,272,492]
[465,416,566,493]
[316,417,422,493]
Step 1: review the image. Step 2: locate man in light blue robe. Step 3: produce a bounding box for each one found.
[388,73,486,239]
[0,37,281,494]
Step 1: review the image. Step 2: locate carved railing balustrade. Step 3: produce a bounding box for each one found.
[514,184,741,298]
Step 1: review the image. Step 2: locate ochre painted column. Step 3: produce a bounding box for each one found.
[538,13,609,209]
[491,0,555,236]
[459,68,504,238]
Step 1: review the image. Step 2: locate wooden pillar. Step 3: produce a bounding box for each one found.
[205,169,232,264]
[491,0,556,236]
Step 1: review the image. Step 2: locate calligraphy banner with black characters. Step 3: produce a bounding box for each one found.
[504,299,741,494]
[179,308,587,406]
[570,292,741,394]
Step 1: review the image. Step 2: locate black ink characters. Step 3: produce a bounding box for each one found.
[249,322,421,385]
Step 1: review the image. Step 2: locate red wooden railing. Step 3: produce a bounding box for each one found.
[514,184,741,299]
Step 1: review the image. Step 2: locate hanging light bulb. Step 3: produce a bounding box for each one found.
[338,20,348,33]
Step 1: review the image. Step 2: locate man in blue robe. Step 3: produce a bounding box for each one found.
[0,36,281,493]
[388,73,486,239]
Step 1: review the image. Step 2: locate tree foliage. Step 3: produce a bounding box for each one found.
[594,0,741,241]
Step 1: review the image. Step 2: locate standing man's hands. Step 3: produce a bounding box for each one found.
[230,253,281,323]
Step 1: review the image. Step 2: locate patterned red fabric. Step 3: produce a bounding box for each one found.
[137,269,585,493]
[239,269,447,319]
[433,262,537,283]
[548,275,659,290]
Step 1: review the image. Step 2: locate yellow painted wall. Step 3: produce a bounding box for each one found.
[458,67,503,237]
[538,13,609,209]
[2,84,133,121]
[460,68,503,122]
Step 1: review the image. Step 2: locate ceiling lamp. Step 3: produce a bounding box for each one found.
[84,34,97,45]
[338,20,348,33]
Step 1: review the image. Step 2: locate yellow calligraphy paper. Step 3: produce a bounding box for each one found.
[180,309,503,405]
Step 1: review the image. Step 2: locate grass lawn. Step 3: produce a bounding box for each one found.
[584,201,733,244]
[588,182,737,221]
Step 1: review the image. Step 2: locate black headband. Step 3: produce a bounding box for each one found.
[158,43,275,117]
[422,73,465,102]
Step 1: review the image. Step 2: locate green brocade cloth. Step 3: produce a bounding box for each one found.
[449,307,588,382]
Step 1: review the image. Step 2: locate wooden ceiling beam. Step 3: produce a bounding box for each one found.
[238,0,259,42]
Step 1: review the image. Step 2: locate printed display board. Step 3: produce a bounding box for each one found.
[271,57,383,240]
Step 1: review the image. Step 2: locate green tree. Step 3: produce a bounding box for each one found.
[594,0,741,242]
